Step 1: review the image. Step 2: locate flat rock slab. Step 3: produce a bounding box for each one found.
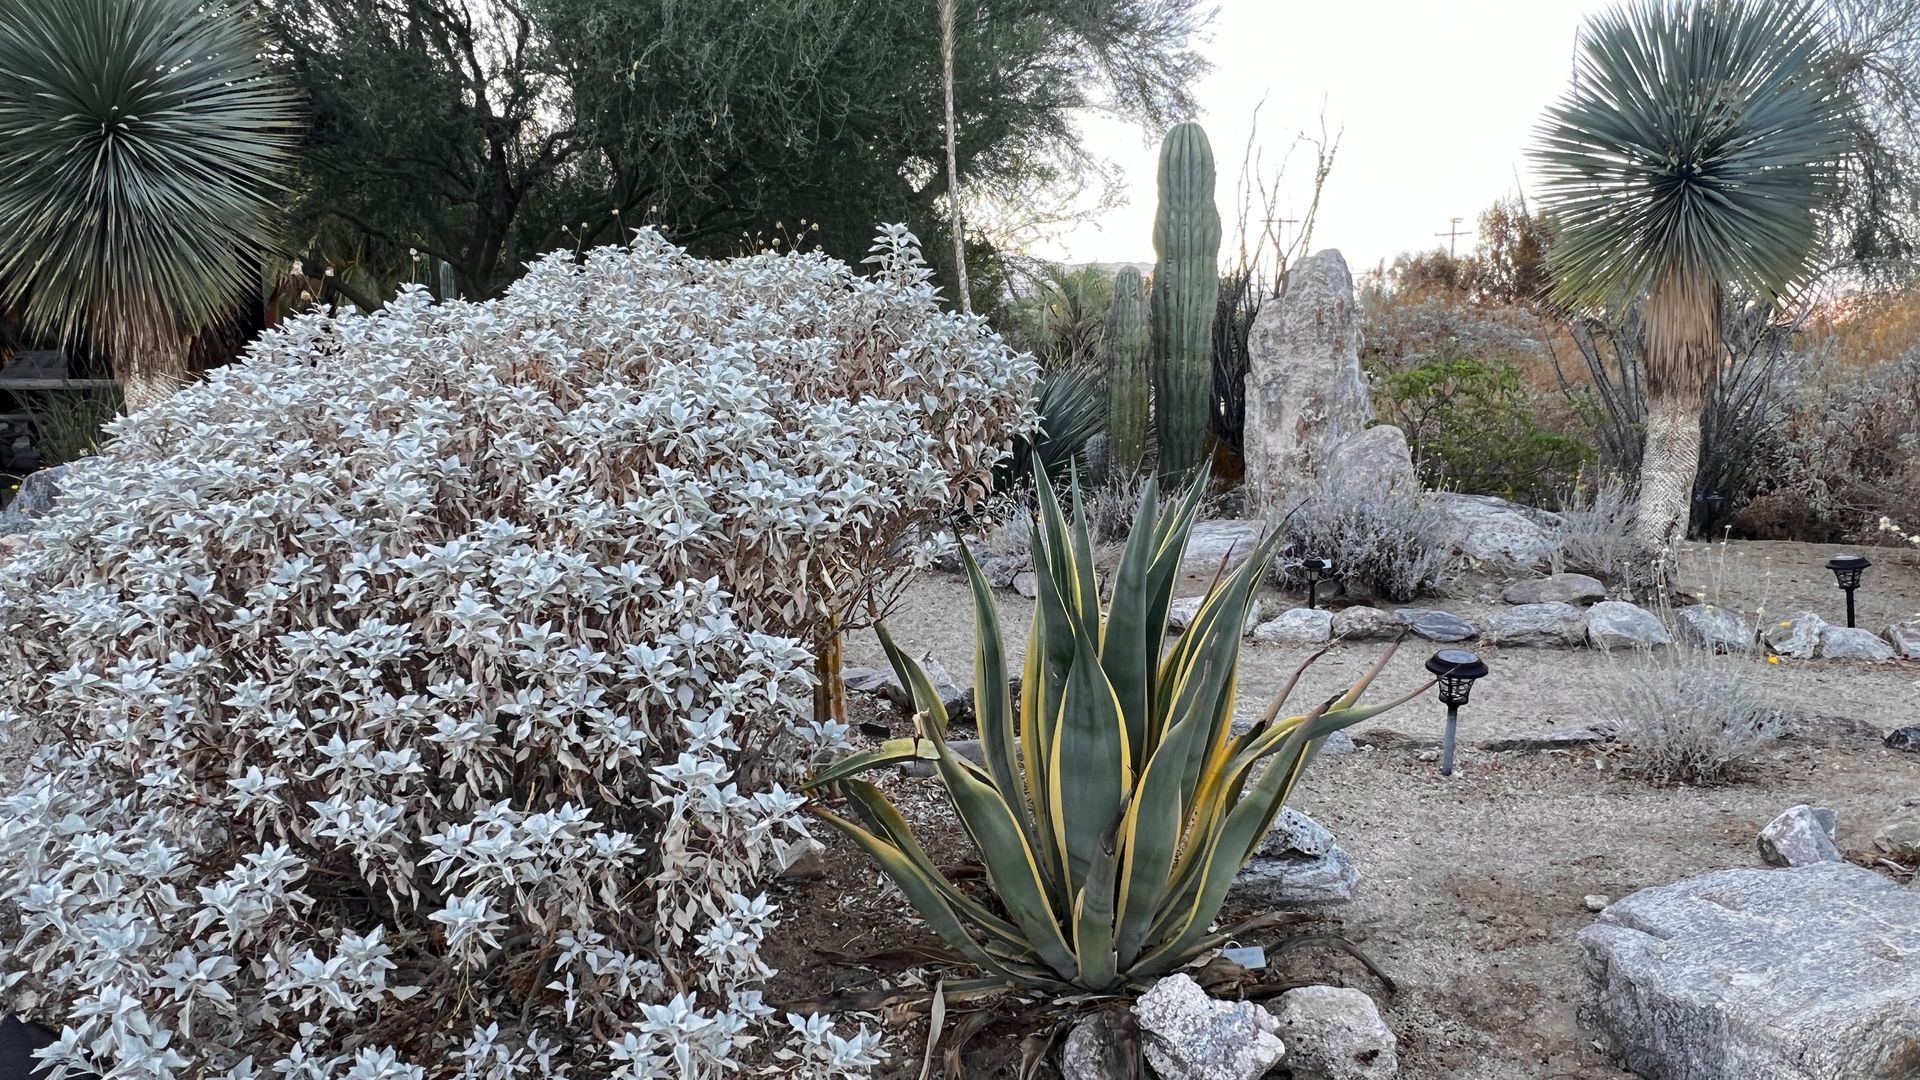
[1393,608,1478,642]
[1485,601,1586,647]
[1581,863,1920,1080]
[1503,572,1605,606]
[1477,726,1608,752]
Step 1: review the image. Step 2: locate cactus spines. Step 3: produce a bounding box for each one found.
[1150,122,1222,480]
[1106,266,1149,476]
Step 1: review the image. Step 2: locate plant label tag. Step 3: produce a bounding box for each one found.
[1221,945,1267,969]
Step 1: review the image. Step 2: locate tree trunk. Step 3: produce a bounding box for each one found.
[813,621,846,724]
[113,319,189,413]
[938,0,970,314]
[1633,270,1720,563]
[1632,394,1702,555]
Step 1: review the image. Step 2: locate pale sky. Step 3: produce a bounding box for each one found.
[1028,0,1612,276]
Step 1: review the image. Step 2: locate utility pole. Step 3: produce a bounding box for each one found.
[1435,216,1470,258]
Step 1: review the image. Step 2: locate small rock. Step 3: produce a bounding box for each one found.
[1672,604,1754,653]
[1321,729,1357,755]
[1817,626,1896,662]
[1058,1012,1131,1080]
[0,464,67,536]
[1267,985,1398,1080]
[1011,571,1038,598]
[843,666,906,708]
[1231,809,1360,907]
[1257,808,1337,859]
[1760,611,1827,659]
[774,836,826,880]
[1884,616,1920,660]
[1392,608,1478,642]
[1252,607,1334,645]
[1168,595,1264,636]
[1502,573,1606,606]
[1583,894,1610,913]
[1484,602,1586,647]
[1585,601,1671,651]
[917,652,972,721]
[1134,974,1286,1080]
[1330,606,1406,641]
[1887,726,1920,753]
[1874,804,1920,860]
[1757,804,1841,868]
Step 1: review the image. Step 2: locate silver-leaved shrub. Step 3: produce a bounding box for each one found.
[0,226,1037,1077]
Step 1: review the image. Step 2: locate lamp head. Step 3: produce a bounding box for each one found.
[1826,554,1870,590]
[1425,648,1488,708]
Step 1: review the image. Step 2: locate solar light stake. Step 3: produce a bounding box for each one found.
[1303,557,1336,609]
[1425,649,1488,777]
[1825,554,1871,629]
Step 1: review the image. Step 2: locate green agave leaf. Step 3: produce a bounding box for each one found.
[1069,811,1125,990]
[837,780,1034,953]
[959,543,1033,846]
[931,736,1080,981]
[805,737,939,789]
[1101,477,1162,767]
[1048,613,1131,900]
[810,806,1021,980]
[876,622,951,741]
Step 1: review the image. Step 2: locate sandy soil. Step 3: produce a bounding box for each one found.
[773,538,1920,1080]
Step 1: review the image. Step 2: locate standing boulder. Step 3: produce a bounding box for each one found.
[1243,250,1381,512]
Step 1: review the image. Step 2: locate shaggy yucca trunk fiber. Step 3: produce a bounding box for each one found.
[1634,270,1721,555]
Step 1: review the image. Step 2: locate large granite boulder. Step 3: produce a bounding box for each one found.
[1431,492,1559,568]
[1485,602,1586,647]
[1322,423,1417,502]
[1586,601,1671,651]
[1581,863,1920,1080]
[1242,250,1374,513]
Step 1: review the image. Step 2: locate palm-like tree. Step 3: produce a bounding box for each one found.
[0,0,299,409]
[1533,0,1852,556]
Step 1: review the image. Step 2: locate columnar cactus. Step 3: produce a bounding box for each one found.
[1106,265,1149,475]
[1150,122,1222,479]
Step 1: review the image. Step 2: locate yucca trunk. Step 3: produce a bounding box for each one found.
[1634,270,1720,556]
[112,316,188,412]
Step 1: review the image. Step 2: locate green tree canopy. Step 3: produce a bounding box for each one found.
[262,0,1208,300]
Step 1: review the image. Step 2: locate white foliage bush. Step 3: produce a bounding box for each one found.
[0,227,1037,1077]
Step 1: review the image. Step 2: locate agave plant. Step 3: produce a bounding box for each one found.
[1531,0,1852,555]
[0,0,300,409]
[805,471,1432,994]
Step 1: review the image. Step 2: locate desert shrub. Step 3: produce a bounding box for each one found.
[1377,356,1593,506]
[1269,484,1454,602]
[1547,479,1640,577]
[1765,347,1920,540]
[0,226,1035,1075]
[20,386,122,466]
[1602,645,1783,784]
